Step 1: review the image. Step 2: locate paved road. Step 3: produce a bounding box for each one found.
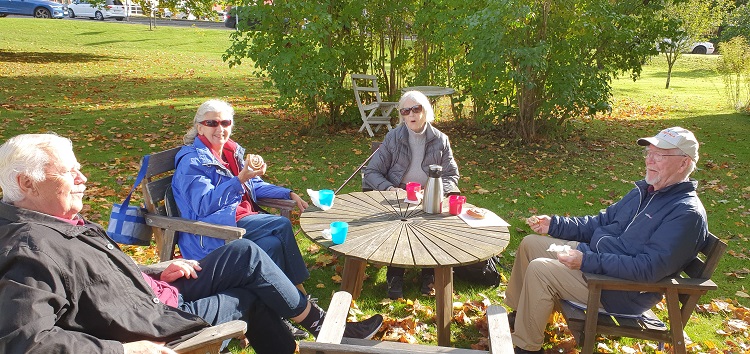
[5,14,233,30]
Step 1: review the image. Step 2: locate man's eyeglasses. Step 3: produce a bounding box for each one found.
[199,120,233,128]
[643,150,687,162]
[399,105,423,116]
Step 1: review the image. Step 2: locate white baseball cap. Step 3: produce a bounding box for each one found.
[637,126,699,162]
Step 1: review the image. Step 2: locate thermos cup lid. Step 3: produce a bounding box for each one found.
[428,164,443,178]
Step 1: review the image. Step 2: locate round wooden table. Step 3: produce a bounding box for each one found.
[300,190,510,346]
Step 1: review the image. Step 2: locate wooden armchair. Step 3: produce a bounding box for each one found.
[558,232,726,354]
[299,291,514,354]
[352,74,398,137]
[141,147,297,261]
[172,320,247,354]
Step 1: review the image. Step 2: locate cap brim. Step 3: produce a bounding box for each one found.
[637,137,678,150]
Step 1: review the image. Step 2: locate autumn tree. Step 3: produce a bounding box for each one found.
[222,0,694,140]
[659,0,730,89]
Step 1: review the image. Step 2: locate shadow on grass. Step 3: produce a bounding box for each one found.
[0,50,114,64]
[86,39,154,46]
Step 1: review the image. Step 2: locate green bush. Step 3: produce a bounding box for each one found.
[717,36,750,112]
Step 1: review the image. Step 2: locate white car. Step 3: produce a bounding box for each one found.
[689,42,715,55]
[67,0,125,21]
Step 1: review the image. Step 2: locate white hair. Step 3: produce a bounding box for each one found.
[182,99,235,145]
[0,134,73,202]
[398,91,434,124]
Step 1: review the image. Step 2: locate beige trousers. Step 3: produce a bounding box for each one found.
[505,234,599,351]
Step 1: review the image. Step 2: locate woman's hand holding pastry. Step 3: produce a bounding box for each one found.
[239,155,266,182]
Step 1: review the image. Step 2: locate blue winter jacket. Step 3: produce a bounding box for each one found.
[172,138,293,260]
[549,179,708,314]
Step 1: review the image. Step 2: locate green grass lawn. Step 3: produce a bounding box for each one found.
[1,18,748,353]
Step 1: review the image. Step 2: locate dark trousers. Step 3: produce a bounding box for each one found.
[238,213,310,285]
[387,266,434,278]
[173,238,306,353]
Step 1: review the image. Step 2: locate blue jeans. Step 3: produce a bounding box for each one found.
[172,239,306,353]
[237,213,310,285]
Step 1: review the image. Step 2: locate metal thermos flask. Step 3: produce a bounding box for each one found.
[423,164,443,214]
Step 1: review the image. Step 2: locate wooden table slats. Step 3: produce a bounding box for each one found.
[300,190,510,268]
[299,191,510,347]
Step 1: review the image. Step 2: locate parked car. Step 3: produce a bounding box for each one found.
[689,42,715,55]
[224,5,259,29]
[67,0,124,20]
[0,0,67,18]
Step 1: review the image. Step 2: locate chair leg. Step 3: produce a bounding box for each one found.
[581,287,602,354]
[666,289,687,354]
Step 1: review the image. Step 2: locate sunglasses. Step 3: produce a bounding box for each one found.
[199,119,233,128]
[399,104,423,116]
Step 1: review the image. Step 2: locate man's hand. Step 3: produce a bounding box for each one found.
[290,192,309,212]
[160,259,202,283]
[123,340,176,354]
[526,214,551,235]
[557,249,583,270]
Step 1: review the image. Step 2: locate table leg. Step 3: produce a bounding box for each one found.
[435,266,453,347]
[340,257,367,300]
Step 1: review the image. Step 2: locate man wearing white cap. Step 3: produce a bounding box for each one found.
[505,127,708,354]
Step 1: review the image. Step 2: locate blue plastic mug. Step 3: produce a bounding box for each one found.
[330,221,348,245]
[319,189,334,207]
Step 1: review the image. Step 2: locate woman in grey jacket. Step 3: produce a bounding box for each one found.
[363,90,460,299]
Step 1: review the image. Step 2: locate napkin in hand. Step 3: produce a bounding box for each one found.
[306,189,335,211]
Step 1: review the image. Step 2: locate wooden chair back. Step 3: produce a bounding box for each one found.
[560,232,726,354]
[141,147,295,261]
[351,74,397,137]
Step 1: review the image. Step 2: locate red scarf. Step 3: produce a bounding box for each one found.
[198,136,257,220]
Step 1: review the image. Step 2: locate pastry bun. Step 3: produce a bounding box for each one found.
[466,208,488,219]
[247,154,265,170]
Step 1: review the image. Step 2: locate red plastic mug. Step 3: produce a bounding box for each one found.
[405,182,421,201]
[449,195,466,215]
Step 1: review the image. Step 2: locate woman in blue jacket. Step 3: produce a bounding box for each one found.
[172,99,309,289]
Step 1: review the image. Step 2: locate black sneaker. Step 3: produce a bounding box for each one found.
[420,274,435,296]
[283,318,308,339]
[387,275,403,300]
[343,314,384,339]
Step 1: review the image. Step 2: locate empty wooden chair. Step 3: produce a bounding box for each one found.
[351,74,398,137]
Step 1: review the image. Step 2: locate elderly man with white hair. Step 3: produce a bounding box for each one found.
[0,133,382,354]
[506,127,708,354]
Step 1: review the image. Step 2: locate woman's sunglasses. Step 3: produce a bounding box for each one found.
[199,119,233,128]
[399,104,423,116]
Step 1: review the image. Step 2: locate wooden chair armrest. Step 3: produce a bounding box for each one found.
[257,198,296,211]
[172,320,247,354]
[378,101,397,108]
[145,214,244,241]
[316,291,352,344]
[486,306,514,354]
[583,273,717,293]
